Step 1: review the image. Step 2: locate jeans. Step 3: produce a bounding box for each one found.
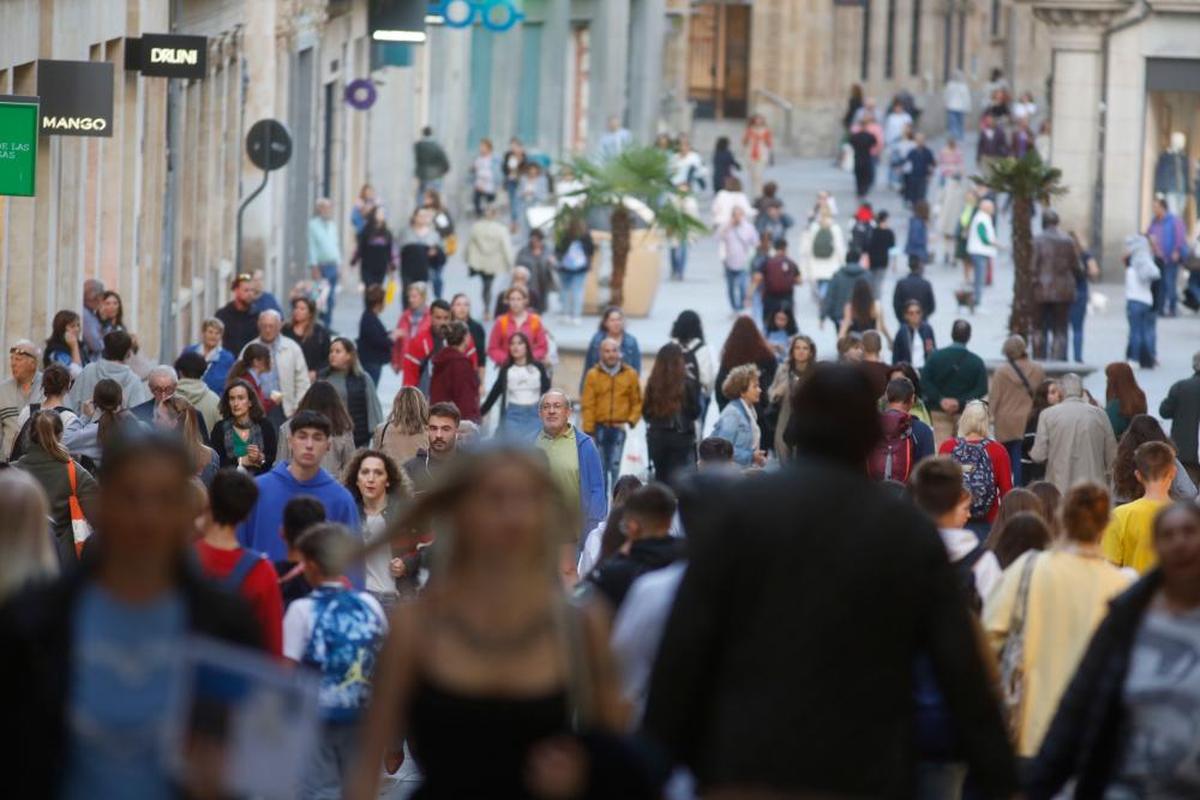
[670,243,688,279]
[724,267,749,311]
[946,110,965,143]
[970,254,988,308]
[362,360,383,387]
[1034,302,1070,361]
[299,722,360,800]
[417,178,442,207]
[1068,296,1086,362]
[475,272,495,315]
[1159,260,1180,315]
[429,266,445,300]
[915,760,967,800]
[504,179,520,223]
[472,189,496,216]
[1127,299,1157,367]
[317,262,339,327]
[593,424,627,494]
[1004,439,1023,488]
[559,269,587,318]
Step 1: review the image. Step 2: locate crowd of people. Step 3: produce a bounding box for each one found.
[6,91,1200,800]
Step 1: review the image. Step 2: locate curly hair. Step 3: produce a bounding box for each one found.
[719,316,774,371]
[342,449,413,508]
[721,364,760,400]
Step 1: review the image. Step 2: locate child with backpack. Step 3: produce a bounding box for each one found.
[867,377,935,482]
[937,400,1013,540]
[195,468,285,655]
[283,522,388,797]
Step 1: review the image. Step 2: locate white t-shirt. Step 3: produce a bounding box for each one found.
[507,365,542,406]
[282,583,387,661]
[362,511,394,596]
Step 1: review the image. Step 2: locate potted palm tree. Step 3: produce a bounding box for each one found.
[974,153,1066,339]
[557,146,708,310]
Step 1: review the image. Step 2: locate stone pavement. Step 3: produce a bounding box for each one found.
[332,138,1198,441]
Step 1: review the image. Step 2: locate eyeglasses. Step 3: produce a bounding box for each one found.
[9,348,36,359]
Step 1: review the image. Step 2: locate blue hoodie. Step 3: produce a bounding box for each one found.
[238,461,360,563]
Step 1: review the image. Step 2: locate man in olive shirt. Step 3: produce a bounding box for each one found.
[921,319,989,445]
[535,390,607,575]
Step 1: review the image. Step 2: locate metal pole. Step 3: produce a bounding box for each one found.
[235,124,272,274]
[159,0,183,361]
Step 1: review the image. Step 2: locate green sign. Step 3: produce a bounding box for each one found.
[0,96,39,197]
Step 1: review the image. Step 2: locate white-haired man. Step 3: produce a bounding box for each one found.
[1030,372,1117,493]
[246,309,311,417]
[536,390,607,563]
[1,340,44,460]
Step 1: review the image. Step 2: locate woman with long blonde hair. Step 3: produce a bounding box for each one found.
[0,469,58,602]
[373,386,430,465]
[348,447,629,799]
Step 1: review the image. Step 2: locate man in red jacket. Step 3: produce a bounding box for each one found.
[402,299,477,389]
[430,322,481,423]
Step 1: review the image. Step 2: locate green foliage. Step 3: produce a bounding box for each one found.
[972,154,1066,204]
[555,146,708,244]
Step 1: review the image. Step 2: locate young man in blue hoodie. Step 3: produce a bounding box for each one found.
[239,410,359,563]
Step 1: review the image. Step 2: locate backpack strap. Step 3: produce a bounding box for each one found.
[222,549,264,592]
[958,544,987,571]
[1006,357,1035,399]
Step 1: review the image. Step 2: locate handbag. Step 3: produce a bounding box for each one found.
[444,232,458,257]
[67,460,93,558]
[998,552,1040,739]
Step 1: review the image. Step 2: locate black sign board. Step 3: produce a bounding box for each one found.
[246,119,293,172]
[37,60,114,138]
[126,34,208,80]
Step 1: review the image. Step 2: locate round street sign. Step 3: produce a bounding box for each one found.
[246,119,292,171]
[345,79,377,111]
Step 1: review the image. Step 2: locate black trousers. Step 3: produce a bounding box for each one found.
[1033,302,1071,361]
[647,429,697,486]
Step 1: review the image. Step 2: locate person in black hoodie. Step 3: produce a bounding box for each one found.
[644,363,1017,799]
[586,483,684,611]
[1028,502,1200,799]
[0,430,261,798]
[357,285,392,386]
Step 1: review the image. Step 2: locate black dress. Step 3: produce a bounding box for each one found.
[407,677,569,799]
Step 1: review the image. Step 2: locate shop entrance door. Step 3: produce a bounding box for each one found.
[688,2,751,120]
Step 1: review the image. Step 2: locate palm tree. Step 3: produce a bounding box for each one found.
[974,154,1066,339]
[557,146,707,308]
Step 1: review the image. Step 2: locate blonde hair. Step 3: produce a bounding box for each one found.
[722,364,761,401]
[0,470,57,601]
[387,386,429,435]
[957,400,992,439]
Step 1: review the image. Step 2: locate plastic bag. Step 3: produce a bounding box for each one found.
[618,421,650,482]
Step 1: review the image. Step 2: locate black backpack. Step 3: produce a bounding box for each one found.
[955,545,987,614]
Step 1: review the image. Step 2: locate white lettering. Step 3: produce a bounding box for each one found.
[150,47,198,65]
[41,116,108,132]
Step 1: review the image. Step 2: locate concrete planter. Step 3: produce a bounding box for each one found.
[583,229,665,318]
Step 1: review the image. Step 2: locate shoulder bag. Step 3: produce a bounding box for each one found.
[67,461,93,558]
[998,552,1040,739]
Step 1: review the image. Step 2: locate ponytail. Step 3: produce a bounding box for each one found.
[31,411,69,463]
[92,379,124,447]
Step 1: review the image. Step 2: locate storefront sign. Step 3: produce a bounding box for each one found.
[126,34,208,80]
[37,60,114,138]
[0,96,39,197]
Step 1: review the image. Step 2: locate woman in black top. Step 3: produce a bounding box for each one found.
[711,136,741,198]
[357,285,392,387]
[209,379,278,475]
[1021,379,1062,486]
[450,293,487,360]
[282,296,331,379]
[347,447,635,800]
[320,337,383,448]
[352,206,395,289]
[643,343,702,482]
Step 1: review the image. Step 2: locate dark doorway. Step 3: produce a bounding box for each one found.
[688,2,751,120]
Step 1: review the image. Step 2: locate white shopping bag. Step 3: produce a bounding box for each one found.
[618,421,650,482]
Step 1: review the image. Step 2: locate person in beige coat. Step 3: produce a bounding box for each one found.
[1030,372,1117,493]
[465,204,515,321]
[245,310,311,417]
[988,335,1045,486]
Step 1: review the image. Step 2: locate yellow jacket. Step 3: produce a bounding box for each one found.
[581,364,642,434]
[982,547,1132,757]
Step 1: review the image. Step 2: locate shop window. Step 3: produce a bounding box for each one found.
[1143,59,1200,231]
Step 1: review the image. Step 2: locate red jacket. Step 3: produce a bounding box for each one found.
[430,346,481,422]
[390,308,431,372]
[486,312,549,366]
[937,437,1013,522]
[402,328,478,387]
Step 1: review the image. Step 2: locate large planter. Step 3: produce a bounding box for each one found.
[583,229,664,318]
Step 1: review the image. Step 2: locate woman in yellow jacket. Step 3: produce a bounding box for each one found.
[581,338,643,492]
[983,483,1132,761]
